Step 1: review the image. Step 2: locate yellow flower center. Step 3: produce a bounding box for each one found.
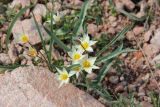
[72,66,81,72]
[20,34,29,43]
[83,60,91,68]
[81,42,89,49]
[60,73,69,81]
[73,53,81,60]
[28,48,37,57]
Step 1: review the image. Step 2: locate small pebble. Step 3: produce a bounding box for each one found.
[109,76,119,84]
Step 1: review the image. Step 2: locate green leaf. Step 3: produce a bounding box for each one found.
[44,27,70,52]
[66,64,80,70]
[0,64,27,72]
[56,28,69,36]
[117,9,146,22]
[32,12,52,70]
[96,47,136,64]
[94,60,113,84]
[6,5,34,50]
[73,0,89,36]
[96,23,134,57]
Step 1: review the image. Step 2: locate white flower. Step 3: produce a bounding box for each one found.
[68,47,85,64]
[79,34,97,52]
[56,68,73,87]
[28,47,37,57]
[70,65,82,78]
[15,33,29,44]
[46,12,61,24]
[80,55,99,74]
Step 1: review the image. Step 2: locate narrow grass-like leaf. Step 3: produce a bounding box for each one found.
[48,3,55,65]
[76,82,113,100]
[32,12,52,70]
[48,37,54,64]
[66,64,80,70]
[117,9,146,22]
[0,64,27,70]
[109,0,146,22]
[44,27,70,52]
[6,5,34,49]
[73,0,89,36]
[96,48,136,64]
[96,23,134,57]
[94,60,113,84]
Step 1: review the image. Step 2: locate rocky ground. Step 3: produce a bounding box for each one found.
[0,0,160,107]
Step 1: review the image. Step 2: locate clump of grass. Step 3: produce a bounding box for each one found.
[149,92,160,107]
[3,0,137,105]
[110,94,142,107]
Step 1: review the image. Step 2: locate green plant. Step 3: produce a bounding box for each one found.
[109,0,117,16]
[3,0,136,105]
[111,94,142,107]
[149,92,160,107]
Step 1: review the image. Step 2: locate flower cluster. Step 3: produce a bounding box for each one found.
[17,34,37,58]
[56,34,99,87]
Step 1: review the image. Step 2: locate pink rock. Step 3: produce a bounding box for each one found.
[148,79,159,91]
[87,24,98,36]
[115,1,124,10]
[0,66,104,107]
[141,101,153,107]
[144,30,152,42]
[10,0,30,16]
[53,2,62,12]
[72,0,83,6]
[12,18,49,45]
[109,16,117,22]
[151,28,160,48]
[8,42,19,63]
[143,43,159,59]
[0,53,12,65]
[10,0,30,8]
[121,0,135,11]
[133,26,144,36]
[115,84,124,92]
[33,4,47,17]
[126,31,135,41]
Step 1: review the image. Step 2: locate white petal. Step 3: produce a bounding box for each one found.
[89,41,97,46]
[63,68,68,74]
[84,34,90,42]
[68,52,72,58]
[86,47,93,52]
[56,68,62,73]
[69,72,75,77]
[80,54,88,63]
[84,68,92,74]
[77,49,84,54]
[76,72,80,78]
[80,55,86,60]
[55,73,59,80]
[70,71,76,75]
[64,78,69,84]
[58,81,64,88]
[76,45,85,53]
[92,65,99,69]
[88,57,97,65]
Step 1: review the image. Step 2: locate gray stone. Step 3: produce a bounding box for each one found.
[109,76,119,84]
